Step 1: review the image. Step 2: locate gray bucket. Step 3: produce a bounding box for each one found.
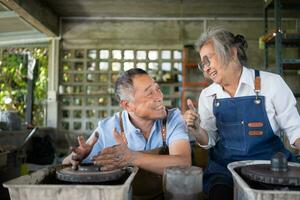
[3,165,138,200]
[228,160,300,200]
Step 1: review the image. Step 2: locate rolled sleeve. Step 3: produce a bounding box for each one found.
[166,109,189,145]
[198,92,219,149]
[197,130,218,149]
[272,75,300,147]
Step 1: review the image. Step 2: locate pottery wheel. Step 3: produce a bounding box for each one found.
[56,164,126,183]
[241,164,300,186]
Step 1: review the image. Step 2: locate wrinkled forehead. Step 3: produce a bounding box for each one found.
[132,74,155,93]
[199,44,216,62]
[199,41,215,56]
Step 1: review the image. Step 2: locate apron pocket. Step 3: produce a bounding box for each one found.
[218,121,246,151]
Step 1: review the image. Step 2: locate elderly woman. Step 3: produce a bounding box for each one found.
[183,27,300,200]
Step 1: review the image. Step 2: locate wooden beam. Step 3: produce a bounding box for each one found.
[0,0,59,37]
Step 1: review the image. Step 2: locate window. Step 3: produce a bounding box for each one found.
[60,49,182,134]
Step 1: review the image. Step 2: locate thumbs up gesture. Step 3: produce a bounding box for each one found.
[183,99,200,132]
[187,99,197,112]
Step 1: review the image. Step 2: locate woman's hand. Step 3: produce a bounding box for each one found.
[183,99,209,146]
[183,99,201,134]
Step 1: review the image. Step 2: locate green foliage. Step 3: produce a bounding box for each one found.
[0,48,48,126]
[32,48,48,126]
[0,53,26,111]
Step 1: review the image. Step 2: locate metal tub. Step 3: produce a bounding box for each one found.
[228,160,300,200]
[3,165,138,200]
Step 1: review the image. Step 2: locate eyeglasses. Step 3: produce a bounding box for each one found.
[198,55,210,72]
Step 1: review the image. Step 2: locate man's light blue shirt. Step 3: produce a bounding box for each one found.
[84,108,189,162]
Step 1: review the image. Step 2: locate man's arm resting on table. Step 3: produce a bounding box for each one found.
[132,140,191,175]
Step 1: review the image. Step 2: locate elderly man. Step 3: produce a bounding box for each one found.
[63,68,191,199]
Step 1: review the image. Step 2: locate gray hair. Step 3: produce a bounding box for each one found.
[195,27,248,66]
[115,68,148,102]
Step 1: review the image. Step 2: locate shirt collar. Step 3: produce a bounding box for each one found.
[239,66,254,90]
[123,110,159,135]
[204,66,254,97]
[123,111,140,132]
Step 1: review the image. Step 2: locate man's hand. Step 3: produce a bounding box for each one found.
[92,128,136,171]
[62,132,99,169]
